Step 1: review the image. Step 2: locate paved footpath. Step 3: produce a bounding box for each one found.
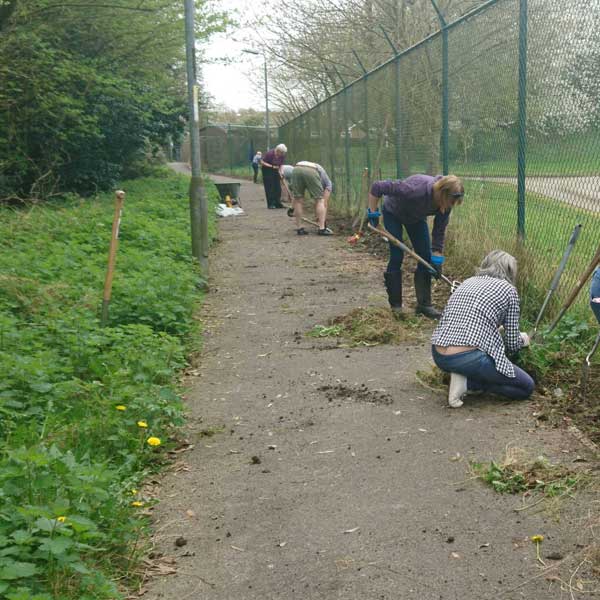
[148,166,598,600]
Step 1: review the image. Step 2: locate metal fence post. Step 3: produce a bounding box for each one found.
[381,27,402,178]
[334,65,352,211]
[184,0,208,275]
[227,123,233,175]
[352,49,371,177]
[343,88,351,211]
[517,0,528,240]
[395,58,402,178]
[430,0,449,175]
[326,99,336,189]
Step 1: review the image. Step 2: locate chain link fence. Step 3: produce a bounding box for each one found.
[279,0,600,320]
[181,124,274,178]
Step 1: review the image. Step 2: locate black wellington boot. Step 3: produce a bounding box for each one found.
[383,271,407,319]
[414,270,442,319]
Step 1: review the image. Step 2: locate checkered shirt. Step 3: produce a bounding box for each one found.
[431,276,524,377]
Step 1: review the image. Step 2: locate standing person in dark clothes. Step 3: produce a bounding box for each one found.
[251,151,262,183]
[367,174,464,319]
[261,144,287,208]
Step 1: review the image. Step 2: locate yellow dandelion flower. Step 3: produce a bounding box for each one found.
[131,489,138,495]
[115,405,126,411]
[147,437,161,447]
[137,420,148,428]
[57,516,67,523]
[131,501,144,507]
[530,535,544,543]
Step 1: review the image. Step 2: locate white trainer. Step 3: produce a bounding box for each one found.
[448,373,467,408]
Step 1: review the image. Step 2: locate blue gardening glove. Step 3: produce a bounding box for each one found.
[430,254,445,278]
[367,208,381,228]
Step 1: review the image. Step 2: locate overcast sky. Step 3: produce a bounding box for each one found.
[202,0,268,111]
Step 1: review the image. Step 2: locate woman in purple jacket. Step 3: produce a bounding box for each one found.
[367,174,464,319]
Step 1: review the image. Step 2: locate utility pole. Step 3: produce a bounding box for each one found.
[264,55,271,148]
[184,0,209,277]
[243,48,270,149]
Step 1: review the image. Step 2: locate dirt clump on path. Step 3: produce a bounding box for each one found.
[317,381,393,405]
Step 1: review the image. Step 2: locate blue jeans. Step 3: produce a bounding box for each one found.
[382,208,431,274]
[591,268,600,323]
[432,346,535,400]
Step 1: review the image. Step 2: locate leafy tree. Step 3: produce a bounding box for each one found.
[0,0,229,200]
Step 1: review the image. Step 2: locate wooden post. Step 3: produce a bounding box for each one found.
[101,190,125,326]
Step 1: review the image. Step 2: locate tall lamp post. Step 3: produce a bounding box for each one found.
[242,48,270,149]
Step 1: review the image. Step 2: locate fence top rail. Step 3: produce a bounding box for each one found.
[200,123,276,132]
[279,0,502,129]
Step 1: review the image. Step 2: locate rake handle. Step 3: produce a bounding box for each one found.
[546,241,600,337]
[367,223,455,289]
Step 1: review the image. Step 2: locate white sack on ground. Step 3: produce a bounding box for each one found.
[216,204,245,217]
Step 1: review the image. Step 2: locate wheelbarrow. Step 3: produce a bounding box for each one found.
[214,182,242,207]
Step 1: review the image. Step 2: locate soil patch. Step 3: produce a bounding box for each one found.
[317,382,393,405]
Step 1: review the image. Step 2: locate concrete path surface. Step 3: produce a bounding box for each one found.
[147,166,599,599]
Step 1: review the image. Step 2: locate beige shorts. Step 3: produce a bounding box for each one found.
[291,165,324,200]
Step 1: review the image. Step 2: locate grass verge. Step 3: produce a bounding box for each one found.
[0,170,219,599]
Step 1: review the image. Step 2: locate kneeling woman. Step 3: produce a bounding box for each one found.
[431,250,535,408]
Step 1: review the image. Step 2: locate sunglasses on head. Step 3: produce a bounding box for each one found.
[450,192,464,199]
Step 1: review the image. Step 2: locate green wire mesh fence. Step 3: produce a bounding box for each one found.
[181,124,275,178]
[278,0,600,320]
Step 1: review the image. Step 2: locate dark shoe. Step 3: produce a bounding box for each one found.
[384,271,404,313]
[274,204,285,209]
[414,270,442,319]
[287,207,295,217]
[318,227,333,236]
[297,228,309,235]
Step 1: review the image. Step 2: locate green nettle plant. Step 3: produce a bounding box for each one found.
[0,173,219,599]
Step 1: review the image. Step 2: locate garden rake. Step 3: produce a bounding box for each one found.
[531,223,582,338]
[367,224,460,291]
[542,241,600,339]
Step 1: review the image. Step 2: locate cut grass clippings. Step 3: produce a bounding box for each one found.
[470,448,590,510]
[308,307,425,346]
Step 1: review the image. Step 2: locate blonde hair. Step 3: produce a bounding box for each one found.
[433,175,464,213]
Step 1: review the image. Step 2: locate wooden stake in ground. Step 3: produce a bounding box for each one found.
[101,190,125,326]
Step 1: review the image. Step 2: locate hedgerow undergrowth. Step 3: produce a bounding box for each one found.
[0,171,218,599]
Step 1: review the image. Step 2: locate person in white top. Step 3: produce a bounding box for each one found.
[286,161,333,236]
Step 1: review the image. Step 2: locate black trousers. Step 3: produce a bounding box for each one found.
[262,166,281,207]
[252,163,259,183]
